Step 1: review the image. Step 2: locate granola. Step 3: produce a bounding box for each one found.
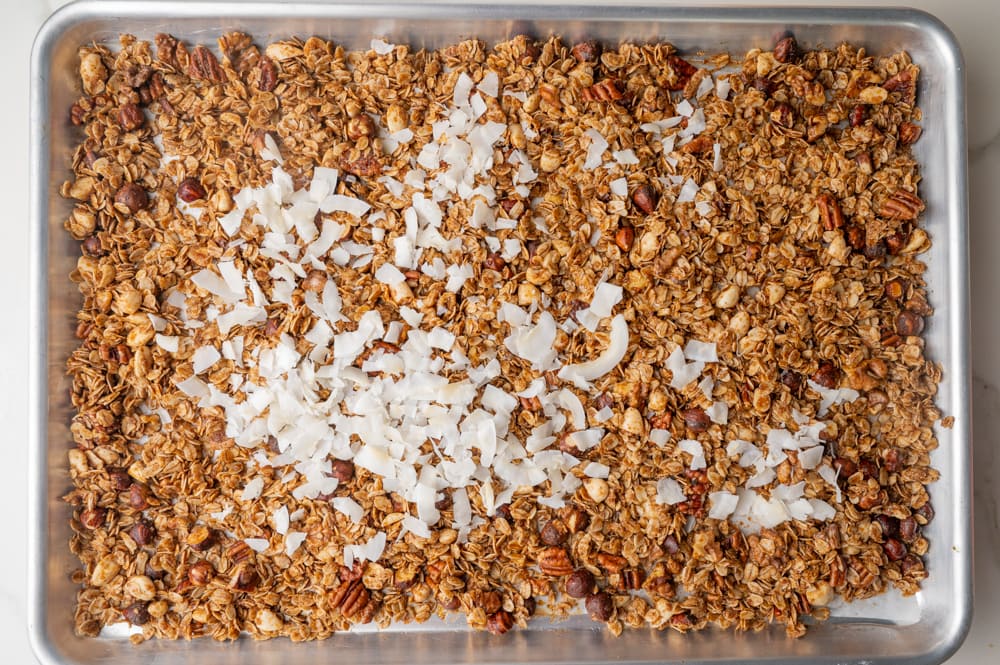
[61,31,940,642]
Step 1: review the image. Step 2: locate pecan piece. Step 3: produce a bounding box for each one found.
[581,78,624,102]
[189,45,226,82]
[631,184,659,214]
[773,35,801,63]
[258,56,279,91]
[486,610,514,635]
[879,189,924,220]
[597,552,627,574]
[816,193,845,230]
[340,153,382,177]
[537,547,574,576]
[665,55,698,91]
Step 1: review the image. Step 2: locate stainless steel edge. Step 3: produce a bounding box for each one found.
[28,3,972,665]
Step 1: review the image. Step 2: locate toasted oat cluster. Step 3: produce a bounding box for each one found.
[62,30,942,643]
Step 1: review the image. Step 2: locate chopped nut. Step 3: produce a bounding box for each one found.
[631,184,658,214]
[615,226,635,252]
[583,477,609,503]
[682,407,711,432]
[124,575,157,601]
[539,519,569,546]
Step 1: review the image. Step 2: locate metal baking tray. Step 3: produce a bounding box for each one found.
[28,2,972,664]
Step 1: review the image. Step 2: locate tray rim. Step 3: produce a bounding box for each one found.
[27,3,972,665]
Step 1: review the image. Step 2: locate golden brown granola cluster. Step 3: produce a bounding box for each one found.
[61,30,940,643]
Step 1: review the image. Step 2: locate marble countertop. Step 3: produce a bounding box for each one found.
[5,0,998,662]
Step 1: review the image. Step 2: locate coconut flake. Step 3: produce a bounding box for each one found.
[713,143,723,172]
[332,497,364,523]
[273,506,290,535]
[584,462,610,479]
[156,334,179,353]
[677,178,699,204]
[583,129,609,170]
[371,38,395,55]
[612,149,640,166]
[798,445,825,470]
[707,401,729,425]
[479,71,499,97]
[679,439,706,470]
[708,491,739,519]
[245,538,270,553]
[285,531,307,556]
[818,464,842,503]
[656,477,686,505]
[241,477,264,501]
[192,346,221,374]
[716,77,731,100]
[696,74,715,99]
[649,429,671,447]
[558,314,628,389]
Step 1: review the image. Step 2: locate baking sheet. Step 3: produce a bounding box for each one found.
[29,3,971,664]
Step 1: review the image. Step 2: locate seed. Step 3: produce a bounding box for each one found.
[682,407,711,432]
[329,458,355,483]
[883,538,908,562]
[122,601,150,626]
[572,39,602,63]
[486,609,514,635]
[130,519,156,546]
[895,310,924,337]
[301,269,327,292]
[539,519,569,546]
[585,592,614,622]
[811,361,841,389]
[631,184,659,214]
[347,114,376,141]
[79,507,106,529]
[899,516,920,543]
[484,253,506,271]
[615,226,635,252]
[188,560,214,586]
[849,105,867,127]
[773,35,800,63]
[115,182,148,214]
[565,569,595,598]
[177,177,207,202]
[117,102,144,131]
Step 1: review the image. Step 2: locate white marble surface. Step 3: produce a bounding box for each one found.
[4,0,998,662]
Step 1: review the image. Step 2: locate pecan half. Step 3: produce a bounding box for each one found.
[816,193,845,230]
[537,547,574,576]
[879,189,924,220]
[189,45,226,82]
[581,78,624,102]
[258,56,278,91]
[597,552,628,574]
[329,579,370,618]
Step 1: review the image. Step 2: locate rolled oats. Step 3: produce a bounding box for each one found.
[61,30,940,643]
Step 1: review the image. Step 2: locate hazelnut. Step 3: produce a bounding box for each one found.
[811,361,841,389]
[565,569,595,598]
[347,115,376,141]
[681,407,711,432]
[486,609,514,635]
[109,467,132,491]
[563,505,590,533]
[585,592,614,622]
[81,236,104,257]
[79,507,106,530]
[118,102,144,131]
[115,182,148,214]
[186,525,216,552]
[583,478,609,504]
[177,177,207,202]
[899,516,920,543]
[572,40,602,63]
[883,538,908,562]
[122,601,150,626]
[539,518,569,546]
[302,269,328,292]
[256,608,284,632]
[130,519,156,546]
[884,279,906,300]
[329,458,355,483]
[874,514,900,541]
[90,557,121,586]
[124,575,157,601]
[129,483,149,510]
[484,253,506,271]
[779,369,803,395]
[188,560,214,586]
[773,35,800,63]
[895,310,924,337]
[230,564,260,592]
[899,122,922,145]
